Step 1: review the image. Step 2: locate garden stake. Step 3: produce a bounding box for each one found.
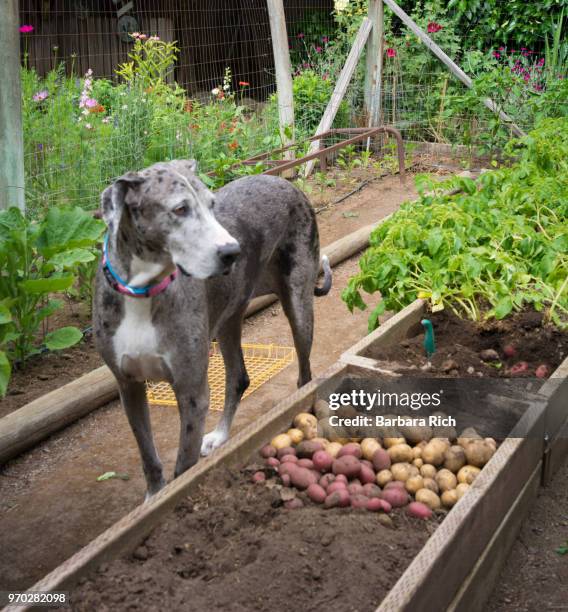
[421,319,436,358]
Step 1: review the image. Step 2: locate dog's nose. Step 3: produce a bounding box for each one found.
[217,242,241,267]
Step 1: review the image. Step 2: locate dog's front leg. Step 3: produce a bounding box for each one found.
[172,376,209,478]
[119,379,166,499]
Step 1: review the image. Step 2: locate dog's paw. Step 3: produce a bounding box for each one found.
[200,429,228,456]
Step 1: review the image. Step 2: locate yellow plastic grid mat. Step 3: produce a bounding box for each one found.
[146,342,295,411]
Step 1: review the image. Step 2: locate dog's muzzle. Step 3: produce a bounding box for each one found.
[217,242,241,274]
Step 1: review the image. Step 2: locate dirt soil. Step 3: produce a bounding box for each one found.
[488,456,568,611]
[1,170,419,418]
[0,170,419,591]
[71,468,436,612]
[372,309,568,378]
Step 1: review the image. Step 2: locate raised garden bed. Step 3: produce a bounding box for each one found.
[9,300,565,612]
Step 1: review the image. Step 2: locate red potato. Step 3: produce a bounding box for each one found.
[508,361,529,376]
[379,499,392,513]
[384,480,406,490]
[337,443,363,459]
[536,364,550,379]
[381,487,409,508]
[307,483,327,504]
[407,501,432,520]
[278,462,298,478]
[284,498,304,510]
[361,459,374,470]
[350,494,369,509]
[290,467,318,490]
[372,448,391,472]
[265,457,280,468]
[324,489,350,508]
[277,446,296,460]
[332,455,361,479]
[366,497,384,512]
[363,483,382,498]
[328,481,348,494]
[260,444,277,459]
[348,483,364,496]
[280,454,298,464]
[312,450,334,473]
[335,474,348,484]
[503,344,516,358]
[281,474,291,487]
[297,459,314,469]
[296,440,324,459]
[252,471,266,483]
[359,464,376,485]
[319,473,336,489]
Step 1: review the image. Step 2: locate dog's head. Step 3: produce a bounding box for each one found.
[100,160,240,279]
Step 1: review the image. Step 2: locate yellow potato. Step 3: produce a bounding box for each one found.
[399,424,433,445]
[456,483,470,499]
[457,465,481,484]
[361,438,382,461]
[387,443,414,463]
[286,428,304,445]
[326,442,343,458]
[412,445,423,459]
[421,439,448,466]
[271,433,292,450]
[420,464,437,479]
[422,477,439,494]
[415,488,441,510]
[443,445,467,473]
[384,437,406,448]
[435,468,458,492]
[405,475,424,494]
[294,412,318,440]
[463,440,495,468]
[441,489,458,508]
[457,427,482,447]
[391,462,413,482]
[413,458,424,469]
[376,469,393,487]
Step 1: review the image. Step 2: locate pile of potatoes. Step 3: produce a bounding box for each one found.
[253,400,498,520]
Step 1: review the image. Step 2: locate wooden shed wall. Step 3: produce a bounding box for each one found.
[19,0,334,99]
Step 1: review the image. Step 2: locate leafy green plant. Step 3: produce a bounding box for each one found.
[342,118,568,331]
[0,206,105,395]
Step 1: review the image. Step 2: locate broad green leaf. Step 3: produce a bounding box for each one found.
[0,351,11,397]
[368,301,386,333]
[36,299,64,323]
[49,248,96,269]
[494,296,513,319]
[0,303,12,325]
[20,276,75,294]
[44,326,83,350]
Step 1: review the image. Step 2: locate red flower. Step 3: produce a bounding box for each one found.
[238,81,250,86]
[427,22,442,34]
[386,48,396,58]
[228,141,238,151]
[19,24,34,33]
[492,51,501,59]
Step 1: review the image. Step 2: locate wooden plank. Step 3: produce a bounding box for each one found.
[304,18,372,177]
[543,418,568,484]
[364,0,384,128]
[7,361,346,611]
[266,0,295,167]
[0,366,118,465]
[447,462,542,612]
[382,0,526,139]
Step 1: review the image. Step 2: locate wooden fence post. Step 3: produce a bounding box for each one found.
[365,0,384,128]
[266,0,295,171]
[0,0,26,211]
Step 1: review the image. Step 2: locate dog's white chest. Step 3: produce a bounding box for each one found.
[113,299,170,382]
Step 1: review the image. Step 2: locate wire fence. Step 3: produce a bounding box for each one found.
[14,0,568,217]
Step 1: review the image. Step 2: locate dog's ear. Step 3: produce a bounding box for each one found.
[168,159,198,181]
[100,172,145,232]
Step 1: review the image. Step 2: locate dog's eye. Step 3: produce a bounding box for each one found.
[172,204,189,217]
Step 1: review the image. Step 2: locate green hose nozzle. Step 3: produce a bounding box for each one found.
[421,319,436,358]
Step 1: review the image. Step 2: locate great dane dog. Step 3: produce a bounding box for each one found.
[93,160,332,498]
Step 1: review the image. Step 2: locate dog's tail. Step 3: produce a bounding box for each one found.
[314,254,332,297]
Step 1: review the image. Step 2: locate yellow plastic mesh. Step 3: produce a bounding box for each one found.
[146,342,295,411]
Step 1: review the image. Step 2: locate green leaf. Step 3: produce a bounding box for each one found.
[44,326,83,350]
[556,542,568,555]
[36,299,64,323]
[49,248,96,269]
[0,351,11,397]
[97,471,130,482]
[0,303,12,325]
[368,301,386,332]
[494,296,513,319]
[20,275,75,294]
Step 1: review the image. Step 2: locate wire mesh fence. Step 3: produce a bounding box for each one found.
[13,0,568,218]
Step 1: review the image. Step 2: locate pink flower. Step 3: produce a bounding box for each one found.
[493,51,501,59]
[499,46,505,51]
[427,22,442,34]
[32,90,49,102]
[297,33,305,39]
[85,98,98,108]
[386,48,396,58]
[19,25,34,33]
[322,36,329,43]
[315,46,322,53]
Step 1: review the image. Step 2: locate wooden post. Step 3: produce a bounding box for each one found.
[382,0,526,139]
[304,18,372,177]
[365,0,384,128]
[0,0,26,211]
[266,0,295,169]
